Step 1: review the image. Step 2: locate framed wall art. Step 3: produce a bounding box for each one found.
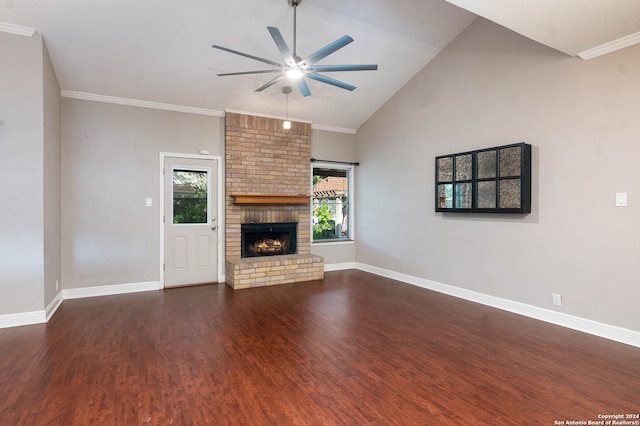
[435,142,531,214]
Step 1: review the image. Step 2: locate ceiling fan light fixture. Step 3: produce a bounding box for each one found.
[286,68,303,79]
[282,86,292,130]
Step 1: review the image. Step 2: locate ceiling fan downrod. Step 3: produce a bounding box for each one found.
[288,0,301,60]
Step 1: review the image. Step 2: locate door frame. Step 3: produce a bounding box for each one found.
[159,152,224,287]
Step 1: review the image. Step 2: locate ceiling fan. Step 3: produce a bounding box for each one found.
[211,0,378,97]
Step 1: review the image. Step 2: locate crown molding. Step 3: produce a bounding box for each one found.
[0,22,36,37]
[578,31,640,60]
[60,93,356,133]
[311,123,357,134]
[225,109,356,134]
[61,91,224,117]
[224,109,312,124]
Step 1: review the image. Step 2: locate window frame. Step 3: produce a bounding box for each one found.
[311,162,355,244]
[171,165,212,226]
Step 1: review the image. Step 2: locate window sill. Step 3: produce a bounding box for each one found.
[311,239,355,246]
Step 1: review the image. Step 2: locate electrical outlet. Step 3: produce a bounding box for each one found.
[56,280,59,291]
[552,293,562,306]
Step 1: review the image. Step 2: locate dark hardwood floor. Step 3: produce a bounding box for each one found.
[1,270,638,425]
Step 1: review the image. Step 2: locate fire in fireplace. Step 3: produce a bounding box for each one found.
[241,222,297,258]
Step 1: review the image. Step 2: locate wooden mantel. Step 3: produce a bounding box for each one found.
[232,194,310,205]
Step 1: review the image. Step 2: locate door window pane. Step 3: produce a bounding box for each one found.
[173,169,208,224]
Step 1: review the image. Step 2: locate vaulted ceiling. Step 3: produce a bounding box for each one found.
[2,0,639,132]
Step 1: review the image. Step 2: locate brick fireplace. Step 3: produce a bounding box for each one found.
[224,112,324,289]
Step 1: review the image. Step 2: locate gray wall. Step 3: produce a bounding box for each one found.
[356,18,640,332]
[43,40,62,309]
[60,110,357,290]
[0,32,46,315]
[61,99,224,289]
[310,129,358,265]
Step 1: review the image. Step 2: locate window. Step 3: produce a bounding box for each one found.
[312,164,353,242]
[172,169,208,224]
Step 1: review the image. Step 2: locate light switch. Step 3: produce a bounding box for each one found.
[145,198,153,207]
[615,192,627,207]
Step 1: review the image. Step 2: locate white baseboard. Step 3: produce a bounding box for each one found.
[0,292,63,328]
[0,281,161,329]
[356,262,640,349]
[0,310,47,329]
[324,262,357,272]
[63,281,161,300]
[4,269,639,350]
[45,292,64,321]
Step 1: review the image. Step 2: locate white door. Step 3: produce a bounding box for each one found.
[163,156,218,287]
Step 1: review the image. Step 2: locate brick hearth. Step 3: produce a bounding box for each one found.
[224,112,324,289]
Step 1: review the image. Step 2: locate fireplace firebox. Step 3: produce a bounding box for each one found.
[241,222,297,258]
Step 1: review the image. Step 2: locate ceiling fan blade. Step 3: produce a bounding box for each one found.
[308,64,378,72]
[305,73,356,91]
[298,35,354,67]
[295,78,311,97]
[255,74,286,92]
[217,69,283,77]
[267,27,297,66]
[212,45,282,67]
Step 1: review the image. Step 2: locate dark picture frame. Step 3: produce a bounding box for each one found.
[435,142,531,214]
